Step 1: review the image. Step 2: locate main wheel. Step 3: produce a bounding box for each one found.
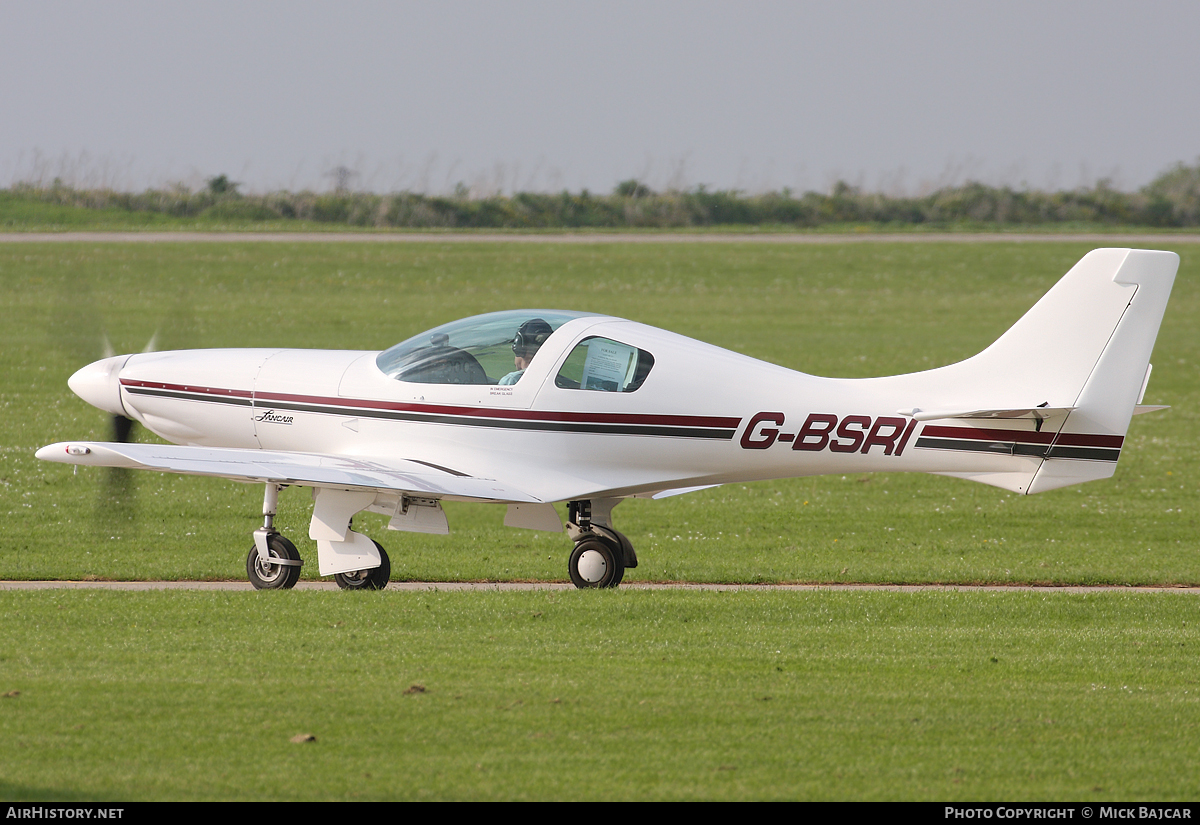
[568,537,625,589]
[609,528,638,569]
[334,541,391,591]
[246,534,302,590]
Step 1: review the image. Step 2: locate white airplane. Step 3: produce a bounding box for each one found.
[37,248,1178,590]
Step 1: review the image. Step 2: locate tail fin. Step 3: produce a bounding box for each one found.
[1026,249,1177,492]
[929,248,1178,493]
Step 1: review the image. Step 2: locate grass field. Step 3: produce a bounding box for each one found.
[3,240,1197,585]
[2,239,1198,800]
[2,588,1199,801]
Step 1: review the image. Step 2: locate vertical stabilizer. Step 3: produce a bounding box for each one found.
[910,249,1179,495]
[1024,249,1178,492]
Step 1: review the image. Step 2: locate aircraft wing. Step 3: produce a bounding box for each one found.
[35,441,543,503]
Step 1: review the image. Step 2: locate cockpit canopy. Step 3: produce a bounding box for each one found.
[376,310,599,385]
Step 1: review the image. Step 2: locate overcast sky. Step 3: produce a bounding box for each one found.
[3,1,1198,196]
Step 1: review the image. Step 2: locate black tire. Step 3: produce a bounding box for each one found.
[568,536,625,589]
[609,528,638,569]
[246,534,302,590]
[334,541,391,591]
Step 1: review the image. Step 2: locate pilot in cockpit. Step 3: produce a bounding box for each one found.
[498,318,553,385]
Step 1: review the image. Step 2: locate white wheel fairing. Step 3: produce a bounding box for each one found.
[333,540,391,590]
[575,548,609,583]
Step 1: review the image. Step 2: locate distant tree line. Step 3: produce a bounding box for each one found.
[8,159,1200,229]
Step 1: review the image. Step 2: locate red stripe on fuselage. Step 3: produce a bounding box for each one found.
[121,379,253,399]
[920,425,1055,444]
[919,424,1123,449]
[121,378,741,429]
[1053,432,1125,448]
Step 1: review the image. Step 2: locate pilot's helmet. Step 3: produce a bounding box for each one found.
[512,318,553,359]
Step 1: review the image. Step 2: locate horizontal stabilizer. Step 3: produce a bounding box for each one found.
[900,407,1074,422]
[35,441,542,503]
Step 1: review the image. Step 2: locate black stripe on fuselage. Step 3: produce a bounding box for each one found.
[915,437,1052,457]
[127,386,254,406]
[1045,445,1123,462]
[123,384,738,440]
[260,398,736,438]
[914,435,1121,463]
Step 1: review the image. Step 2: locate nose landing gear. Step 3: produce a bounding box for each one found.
[247,484,304,590]
[246,533,303,590]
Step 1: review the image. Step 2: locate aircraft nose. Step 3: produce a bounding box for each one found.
[68,354,132,416]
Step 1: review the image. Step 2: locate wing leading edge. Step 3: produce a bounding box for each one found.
[35,441,543,503]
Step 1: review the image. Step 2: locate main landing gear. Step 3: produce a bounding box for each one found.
[245,484,390,591]
[334,539,391,590]
[566,500,638,589]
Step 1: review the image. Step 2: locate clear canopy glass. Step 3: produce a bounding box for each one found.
[376,309,601,385]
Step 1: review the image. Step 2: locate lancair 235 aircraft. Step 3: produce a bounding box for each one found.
[38,248,1178,590]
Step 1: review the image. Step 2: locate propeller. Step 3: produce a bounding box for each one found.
[112,413,136,444]
[101,331,159,443]
[50,273,195,535]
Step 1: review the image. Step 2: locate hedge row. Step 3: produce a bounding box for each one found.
[9,160,1199,229]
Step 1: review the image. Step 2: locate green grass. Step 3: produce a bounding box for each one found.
[2,588,1198,801]
[3,239,1199,801]
[2,240,1197,585]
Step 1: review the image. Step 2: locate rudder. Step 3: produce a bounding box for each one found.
[911,248,1179,495]
[1026,248,1178,493]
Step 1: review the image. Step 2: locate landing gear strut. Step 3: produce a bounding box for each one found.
[566,499,637,589]
[246,484,303,590]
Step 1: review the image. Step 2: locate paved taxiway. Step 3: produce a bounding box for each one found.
[2,232,1199,245]
[3,581,1198,594]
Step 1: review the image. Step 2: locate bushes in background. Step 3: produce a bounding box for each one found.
[7,159,1200,229]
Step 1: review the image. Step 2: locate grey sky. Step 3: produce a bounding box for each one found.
[4,1,1198,195]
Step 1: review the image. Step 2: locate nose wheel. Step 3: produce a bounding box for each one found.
[246,533,303,590]
[568,536,625,589]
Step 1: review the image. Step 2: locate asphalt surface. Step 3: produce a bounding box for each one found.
[2,232,1199,244]
[2,580,1198,594]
